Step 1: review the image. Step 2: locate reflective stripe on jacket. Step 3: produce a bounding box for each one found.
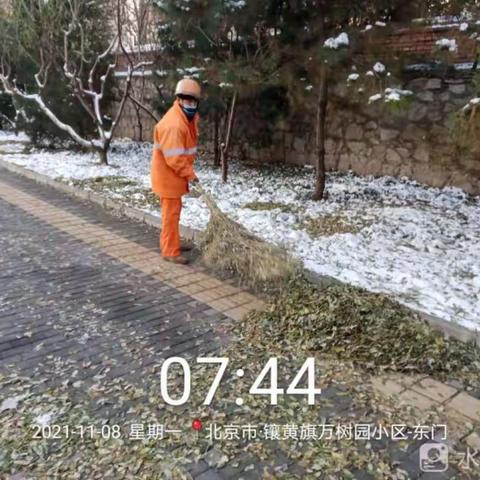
[151,99,198,198]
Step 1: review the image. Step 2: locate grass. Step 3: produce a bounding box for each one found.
[243,201,295,213]
[59,175,160,210]
[299,213,373,237]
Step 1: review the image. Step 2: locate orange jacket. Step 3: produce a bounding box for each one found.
[151,99,199,198]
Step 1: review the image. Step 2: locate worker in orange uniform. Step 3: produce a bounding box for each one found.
[151,78,201,265]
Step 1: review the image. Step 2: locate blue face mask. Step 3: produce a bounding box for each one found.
[182,105,197,120]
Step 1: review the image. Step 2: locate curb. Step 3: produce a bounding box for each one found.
[0,157,203,243]
[0,157,478,347]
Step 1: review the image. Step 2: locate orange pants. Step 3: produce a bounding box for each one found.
[160,197,182,257]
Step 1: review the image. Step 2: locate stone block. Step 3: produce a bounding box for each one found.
[466,432,480,450]
[366,157,383,174]
[354,114,367,124]
[459,156,480,171]
[337,153,352,171]
[414,164,448,189]
[456,179,478,195]
[398,389,439,411]
[399,164,413,178]
[325,153,337,170]
[413,146,430,163]
[380,128,399,141]
[439,91,451,102]
[354,157,371,176]
[447,392,480,422]
[365,131,380,145]
[345,123,363,141]
[285,151,306,165]
[386,148,402,165]
[293,137,306,152]
[413,163,434,185]
[370,376,405,397]
[396,148,410,159]
[444,103,457,113]
[325,138,337,153]
[402,124,426,141]
[411,377,458,403]
[425,78,442,90]
[417,91,434,102]
[408,78,428,90]
[408,104,428,122]
[452,96,470,107]
[382,163,400,177]
[427,111,443,122]
[348,141,365,154]
[449,83,466,95]
[371,145,386,161]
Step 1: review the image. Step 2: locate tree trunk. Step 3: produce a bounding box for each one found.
[313,65,328,201]
[98,148,108,165]
[221,90,238,183]
[213,110,220,167]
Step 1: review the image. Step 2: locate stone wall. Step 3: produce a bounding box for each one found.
[241,77,479,195]
[114,76,480,195]
[113,76,158,142]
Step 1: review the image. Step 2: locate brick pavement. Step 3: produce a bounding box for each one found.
[0,168,263,478]
[0,166,479,479]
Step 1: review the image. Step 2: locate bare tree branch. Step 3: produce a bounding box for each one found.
[127,91,159,123]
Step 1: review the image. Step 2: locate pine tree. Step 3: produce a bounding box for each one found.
[153,0,285,181]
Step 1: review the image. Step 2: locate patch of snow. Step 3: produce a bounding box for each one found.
[2,134,480,332]
[384,88,413,102]
[0,130,29,142]
[35,412,56,427]
[366,70,374,76]
[460,22,469,31]
[114,70,155,78]
[435,38,458,52]
[368,93,382,103]
[462,97,480,111]
[375,21,386,27]
[373,62,386,73]
[324,32,349,49]
[432,23,465,29]
[347,73,359,82]
[1,394,27,412]
[455,62,475,70]
[225,0,245,9]
[385,91,401,102]
[118,43,161,54]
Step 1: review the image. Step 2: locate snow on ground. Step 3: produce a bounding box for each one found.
[0,130,29,143]
[1,133,479,332]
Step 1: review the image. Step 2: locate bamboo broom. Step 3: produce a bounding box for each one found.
[194,185,300,291]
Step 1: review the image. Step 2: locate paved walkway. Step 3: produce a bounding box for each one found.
[0,166,479,479]
[0,167,265,477]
